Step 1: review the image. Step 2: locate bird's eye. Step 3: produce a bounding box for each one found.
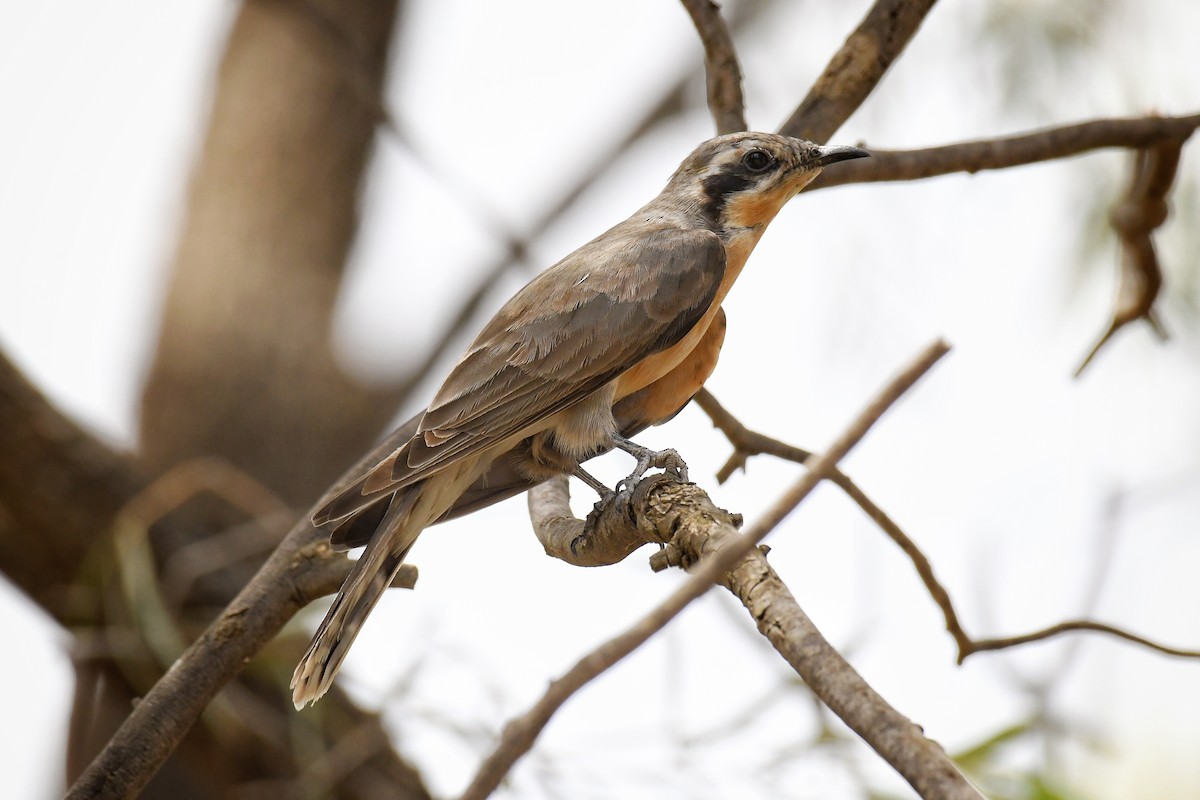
[742,150,772,172]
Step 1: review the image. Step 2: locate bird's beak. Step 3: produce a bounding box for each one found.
[811,144,870,168]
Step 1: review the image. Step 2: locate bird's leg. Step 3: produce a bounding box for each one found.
[571,465,614,500]
[611,433,689,492]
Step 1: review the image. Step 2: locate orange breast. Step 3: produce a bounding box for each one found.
[613,307,727,427]
[614,230,759,400]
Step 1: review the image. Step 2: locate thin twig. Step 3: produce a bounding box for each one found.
[779,0,940,143]
[680,0,747,134]
[964,621,1200,660]
[693,389,1200,666]
[460,340,953,800]
[737,341,948,540]
[1075,137,1183,374]
[806,113,1200,190]
[693,388,814,482]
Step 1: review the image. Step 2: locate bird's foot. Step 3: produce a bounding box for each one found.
[615,447,688,494]
[576,436,691,519]
[611,436,690,511]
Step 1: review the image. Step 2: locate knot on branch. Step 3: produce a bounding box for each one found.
[529,473,745,573]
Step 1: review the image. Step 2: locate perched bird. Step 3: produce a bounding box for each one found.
[291,132,868,708]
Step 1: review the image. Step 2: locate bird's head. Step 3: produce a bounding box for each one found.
[666,132,869,234]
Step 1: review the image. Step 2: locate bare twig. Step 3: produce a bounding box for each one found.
[462,340,956,800]
[1075,137,1183,375]
[680,0,747,134]
[693,388,814,482]
[737,341,948,540]
[964,621,1200,661]
[806,113,1200,190]
[779,0,940,143]
[65,518,417,800]
[693,389,1200,666]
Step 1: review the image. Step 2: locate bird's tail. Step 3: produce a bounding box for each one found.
[290,486,421,709]
[291,459,483,709]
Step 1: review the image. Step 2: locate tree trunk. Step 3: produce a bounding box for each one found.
[61,2,433,797]
[139,0,406,505]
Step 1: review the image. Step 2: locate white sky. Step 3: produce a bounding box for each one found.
[1,1,1199,798]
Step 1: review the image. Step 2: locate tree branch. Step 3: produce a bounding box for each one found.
[805,113,1200,190]
[680,0,747,134]
[527,474,663,567]
[779,0,939,142]
[461,340,961,800]
[693,388,1200,666]
[0,349,149,614]
[693,388,815,482]
[1075,136,1182,375]
[963,621,1200,661]
[64,516,416,800]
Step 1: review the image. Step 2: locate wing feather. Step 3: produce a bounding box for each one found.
[312,225,725,524]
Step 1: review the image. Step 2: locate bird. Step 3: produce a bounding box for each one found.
[291,131,869,708]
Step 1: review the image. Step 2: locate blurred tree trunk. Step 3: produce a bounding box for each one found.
[139,0,405,505]
[62,1,431,797]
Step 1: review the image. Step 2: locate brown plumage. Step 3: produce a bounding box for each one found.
[291,132,868,708]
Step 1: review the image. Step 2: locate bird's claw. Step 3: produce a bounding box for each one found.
[652,448,688,483]
[615,448,689,495]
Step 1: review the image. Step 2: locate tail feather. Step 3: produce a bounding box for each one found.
[293,459,484,709]
[291,488,419,708]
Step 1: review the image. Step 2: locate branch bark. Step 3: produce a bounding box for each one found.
[64,512,417,800]
[680,0,747,134]
[805,113,1200,190]
[779,0,939,142]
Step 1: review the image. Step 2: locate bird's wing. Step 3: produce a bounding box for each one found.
[325,308,729,549]
[312,226,725,525]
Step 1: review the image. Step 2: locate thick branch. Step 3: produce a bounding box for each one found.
[65,517,416,800]
[0,350,169,615]
[463,341,957,800]
[779,0,939,142]
[680,0,747,134]
[806,113,1200,190]
[527,475,658,567]
[139,0,405,505]
[693,500,978,800]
